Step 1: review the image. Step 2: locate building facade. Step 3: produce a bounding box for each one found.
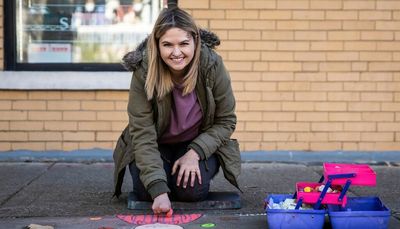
[1,0,399,153]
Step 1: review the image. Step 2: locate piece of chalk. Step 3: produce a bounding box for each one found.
[201,223,216,228]
[166,209,173,217]
[304,186,312,192]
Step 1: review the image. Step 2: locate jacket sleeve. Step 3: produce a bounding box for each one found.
[189,54,237,160]
[127,70,170,199]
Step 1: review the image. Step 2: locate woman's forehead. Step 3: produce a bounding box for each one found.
[160,28,192,42]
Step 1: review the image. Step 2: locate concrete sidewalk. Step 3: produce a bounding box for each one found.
[0,160,399,228]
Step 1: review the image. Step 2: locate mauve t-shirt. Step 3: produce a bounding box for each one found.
[158,84,203,144]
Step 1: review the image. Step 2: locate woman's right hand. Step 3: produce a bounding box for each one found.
[152,193,171,214]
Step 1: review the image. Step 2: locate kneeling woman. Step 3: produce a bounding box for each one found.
[113,6,241,214]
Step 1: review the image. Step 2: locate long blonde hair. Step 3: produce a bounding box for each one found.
[145,7,201,101]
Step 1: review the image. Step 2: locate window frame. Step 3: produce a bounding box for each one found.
[3,1,129,71]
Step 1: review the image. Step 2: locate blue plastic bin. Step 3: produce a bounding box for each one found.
[328,197,390,229]
[265,194,326,229]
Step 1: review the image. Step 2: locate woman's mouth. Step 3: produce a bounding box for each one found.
[171,57,184,64]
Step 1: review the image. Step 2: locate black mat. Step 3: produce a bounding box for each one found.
[127,191,241,210]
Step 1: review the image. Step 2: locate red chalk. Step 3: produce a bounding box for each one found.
[117,213,202,225]
[166,209,173,218]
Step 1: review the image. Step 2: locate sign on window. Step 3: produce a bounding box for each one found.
[16,0,162,64]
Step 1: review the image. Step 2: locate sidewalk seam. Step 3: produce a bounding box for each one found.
[0,162,56,207]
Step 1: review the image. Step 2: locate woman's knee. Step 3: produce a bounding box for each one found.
[128,162,152,201]
[171,184,209,202]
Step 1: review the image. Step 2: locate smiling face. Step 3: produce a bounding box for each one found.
[159,27,195,79]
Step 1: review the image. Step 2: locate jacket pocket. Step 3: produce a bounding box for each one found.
[113,126,129,163]
[216,139,241,190]
[113,126,133,198]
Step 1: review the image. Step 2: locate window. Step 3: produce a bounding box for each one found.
[4,0,164,71]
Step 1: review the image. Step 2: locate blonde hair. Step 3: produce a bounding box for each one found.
[145,7,201,101]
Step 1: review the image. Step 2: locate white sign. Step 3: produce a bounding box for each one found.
[28,43,72,63]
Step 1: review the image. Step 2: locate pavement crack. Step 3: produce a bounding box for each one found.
[0,162,56,207]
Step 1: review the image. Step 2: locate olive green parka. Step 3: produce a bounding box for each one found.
[113,30,241,199]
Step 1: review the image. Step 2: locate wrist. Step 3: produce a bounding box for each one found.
[148,180,170,200]
[187,149,200,160]
[188,143,206,160]
[155,192,168,199]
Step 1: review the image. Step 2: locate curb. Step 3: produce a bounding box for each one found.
[0,149,399,164]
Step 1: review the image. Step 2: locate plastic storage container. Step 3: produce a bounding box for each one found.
[323,163,376,186]
[295,163,377,210]
[328,197,390,229]
[265,194,326,229]
[296,182,347,206]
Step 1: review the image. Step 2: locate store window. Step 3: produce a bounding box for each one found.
[4,0,164,71]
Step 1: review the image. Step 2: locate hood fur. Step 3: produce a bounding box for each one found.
[122,29,220,71]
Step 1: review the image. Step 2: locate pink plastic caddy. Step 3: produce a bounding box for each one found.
[296,163,376,209]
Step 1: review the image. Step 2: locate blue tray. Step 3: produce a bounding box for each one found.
[328,196,390,229]
[265,194,326,229]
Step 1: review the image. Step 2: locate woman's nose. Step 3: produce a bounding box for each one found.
[172,47,181,56]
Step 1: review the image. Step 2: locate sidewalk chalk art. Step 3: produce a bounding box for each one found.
[116,213,202,225]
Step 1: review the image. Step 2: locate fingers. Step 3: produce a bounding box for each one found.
[182,169,190,188]
[160,205,171,213]
[152,202,160,214]
[152,193,171,214]
[171,161,178,175]
[190,170,196,187]
[152,206,162,214]
[177,168,192,188]
[172,154,201,188]
[190,170,202,187]
[178,169,201,188]
[152,203,162,214]
[197,170,202,185]
[153,206,170,214]
[176,167,184,187]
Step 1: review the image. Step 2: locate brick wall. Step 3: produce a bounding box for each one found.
[1,0,400,152]
[0,0,3,70]
[0,91,128,151]
[181,0,400,151]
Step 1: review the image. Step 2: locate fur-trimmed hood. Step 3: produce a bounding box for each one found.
[122,29,220,72]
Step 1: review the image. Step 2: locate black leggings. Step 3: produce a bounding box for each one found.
[129,141,220,202]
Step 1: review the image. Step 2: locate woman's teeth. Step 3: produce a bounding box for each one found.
[172,57,183,63]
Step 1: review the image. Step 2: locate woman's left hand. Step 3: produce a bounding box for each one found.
[172,149,202,188]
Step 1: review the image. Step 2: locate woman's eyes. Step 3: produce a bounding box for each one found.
[162,43,189,47]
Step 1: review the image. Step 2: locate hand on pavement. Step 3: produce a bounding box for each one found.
[152,193,171,214]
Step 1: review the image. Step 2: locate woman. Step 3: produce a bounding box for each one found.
[113,6,241,214]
